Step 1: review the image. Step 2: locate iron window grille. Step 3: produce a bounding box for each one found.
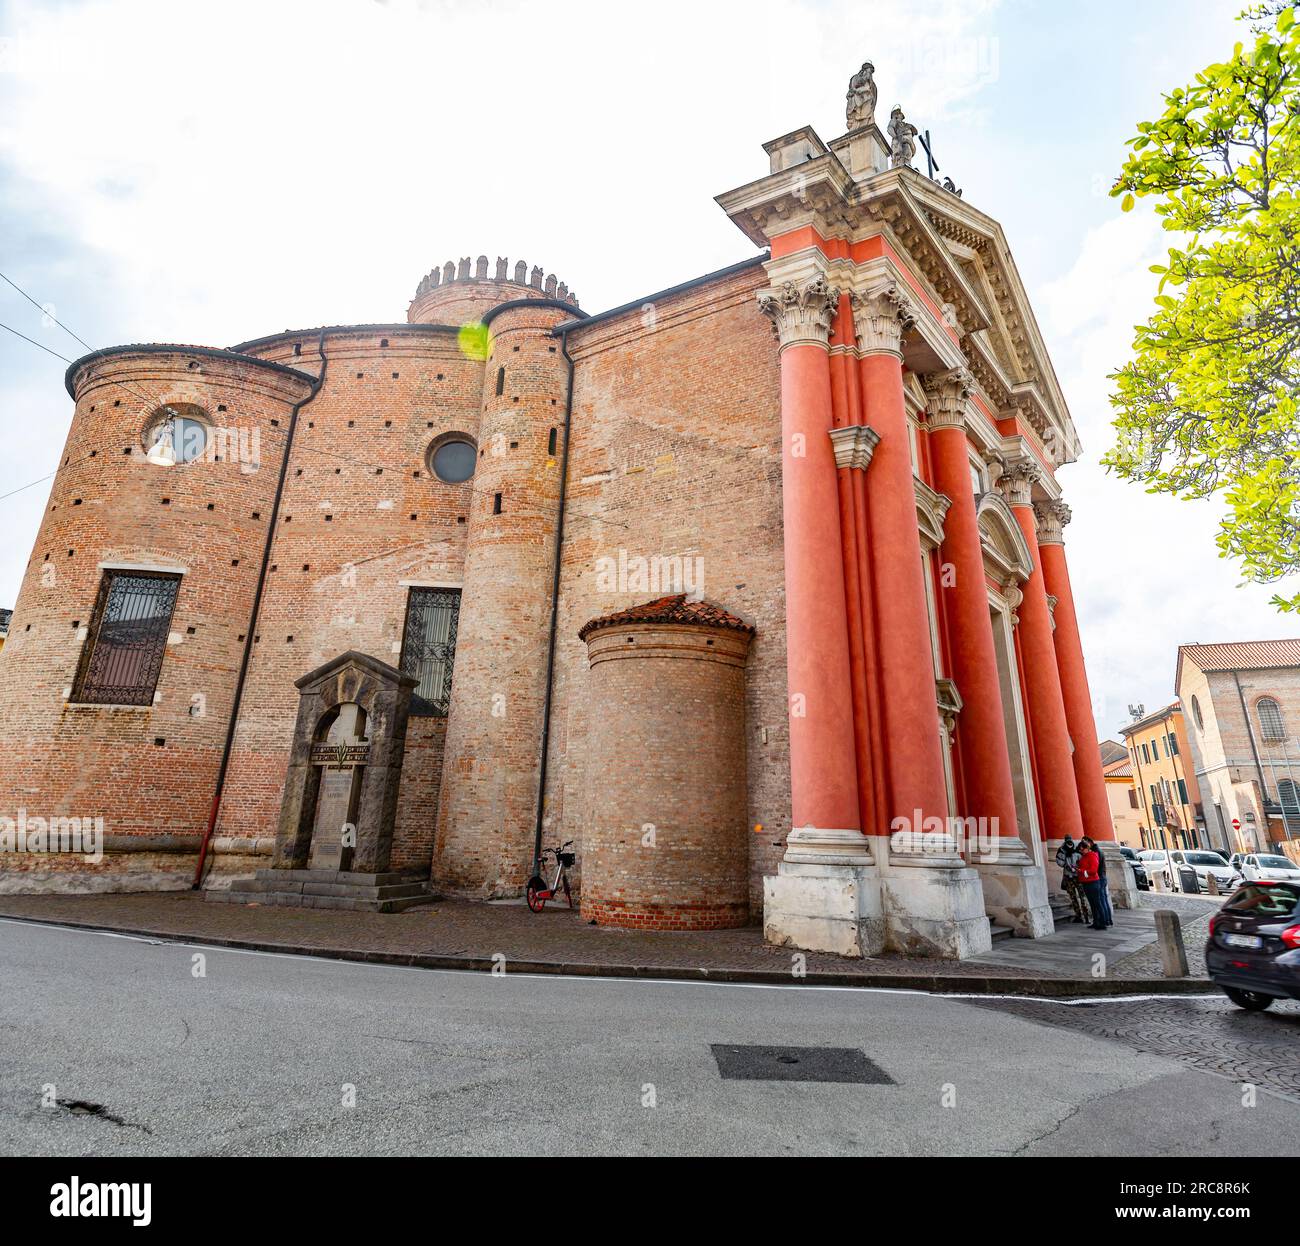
[400,587,461,717]
[1257,697,1286,741]
[72,571,181,705]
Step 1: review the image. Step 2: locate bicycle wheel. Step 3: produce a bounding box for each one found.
[526,877,546,913]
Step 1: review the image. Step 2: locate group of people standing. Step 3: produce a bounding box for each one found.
[1055,836,1113,930]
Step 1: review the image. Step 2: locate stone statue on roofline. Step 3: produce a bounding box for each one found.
[846,61,877,130]
[888,106,918,168]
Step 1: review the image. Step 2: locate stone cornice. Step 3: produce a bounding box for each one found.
[849,280,915,357]
[757,276,841,350]
[1033,499,1072,546]
[829,424,881,470]
[921,366,975,431]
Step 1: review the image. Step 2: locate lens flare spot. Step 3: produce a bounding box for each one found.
[458,321,491,361]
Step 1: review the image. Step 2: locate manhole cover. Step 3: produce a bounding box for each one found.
[710,1044,895,1084]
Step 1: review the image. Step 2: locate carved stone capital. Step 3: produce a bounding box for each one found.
[829,424,881,471]
[921,367,976,431]
[1032,499,1072,546]
[996,459,1041,508]
[758,277,840,351]
[849,280,915,357]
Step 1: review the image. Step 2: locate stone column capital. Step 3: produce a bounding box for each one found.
[757,276,841,351]
[1033,499,1072,545]
[849,280,916,358]
[921,366,976,431]
[828,424,882,471]
[995,458,1041,508]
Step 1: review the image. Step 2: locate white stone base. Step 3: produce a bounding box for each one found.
[1098,840,1140,909]
[763,827,885,958]
[973,844,1055,938]
[882,861,993,958]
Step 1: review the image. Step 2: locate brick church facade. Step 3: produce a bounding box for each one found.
[0,64,1133,958]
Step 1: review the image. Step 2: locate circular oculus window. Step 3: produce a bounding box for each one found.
[430,438,476,484]
[144,403,209,464]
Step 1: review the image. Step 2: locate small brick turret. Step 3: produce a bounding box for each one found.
[431,293,575,896]
[408,254,578,326]
[577,596,755,929]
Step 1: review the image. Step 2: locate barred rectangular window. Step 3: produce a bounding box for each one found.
[72,571,181,705]
[399,587,461,717]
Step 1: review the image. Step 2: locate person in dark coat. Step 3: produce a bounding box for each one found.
[1055,836,1091,924]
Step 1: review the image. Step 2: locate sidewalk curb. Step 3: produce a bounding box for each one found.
[0,912,1216,998]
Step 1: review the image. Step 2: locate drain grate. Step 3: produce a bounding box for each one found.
[710,1044,895,1084]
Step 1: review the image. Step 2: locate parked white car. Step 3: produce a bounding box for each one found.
[1166,849,1239,892]
[1239,853,1300,883]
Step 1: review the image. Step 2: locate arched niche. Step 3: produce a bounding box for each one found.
[976,490,1034,585]
[272,650,418,875]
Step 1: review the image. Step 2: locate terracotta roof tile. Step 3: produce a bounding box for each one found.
[1179,639,1300,672]
[578,594,755,641]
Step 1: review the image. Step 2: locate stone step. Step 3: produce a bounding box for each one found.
[253,868,414,887]
[213,888,433,914]
[989,923,1014,943]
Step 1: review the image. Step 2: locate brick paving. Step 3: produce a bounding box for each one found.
[0,888,1218,994]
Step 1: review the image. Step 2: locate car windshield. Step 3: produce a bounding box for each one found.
[1224,883,1300,916]
[1186,852,1227,866]
[1258,855,1295,870]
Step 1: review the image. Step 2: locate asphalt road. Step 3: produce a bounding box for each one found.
[0,918,1296,1157]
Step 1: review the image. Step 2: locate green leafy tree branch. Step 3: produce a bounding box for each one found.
[1107,4,1300,608]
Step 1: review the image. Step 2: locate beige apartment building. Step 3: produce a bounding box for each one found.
[1101,742,1144,848]
[1120,704,1202,851]
[1177,640,1300,857]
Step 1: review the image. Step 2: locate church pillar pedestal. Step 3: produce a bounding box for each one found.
[853,283,989,959]
[924,371,1052,939]
[757,272,883,958]
[1036,509,1139,908]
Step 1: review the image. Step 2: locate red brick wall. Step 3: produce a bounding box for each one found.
[0,261,790,911]
[0,349,314,880]
[541,262,790,914]
[217,327,481,874]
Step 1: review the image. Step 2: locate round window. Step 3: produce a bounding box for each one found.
[431,438,476,484]
[144,404,209,464]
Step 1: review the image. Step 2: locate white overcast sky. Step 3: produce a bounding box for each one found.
[1,0,1296,738]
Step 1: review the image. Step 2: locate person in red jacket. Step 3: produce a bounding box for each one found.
[1076,842,1107,930]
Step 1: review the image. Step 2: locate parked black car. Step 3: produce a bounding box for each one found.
[1205,882,1300,1010]
[1118,845,1149,891]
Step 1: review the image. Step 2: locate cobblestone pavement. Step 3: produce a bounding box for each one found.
[1114,892,1220,978]
[968,994,1300,1101]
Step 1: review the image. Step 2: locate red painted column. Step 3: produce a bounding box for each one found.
[924,371,1020,836]
[760,277,861,836]
[1000,462,1085,844]
[851,283,950,827]
[1037,503,1114,843]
